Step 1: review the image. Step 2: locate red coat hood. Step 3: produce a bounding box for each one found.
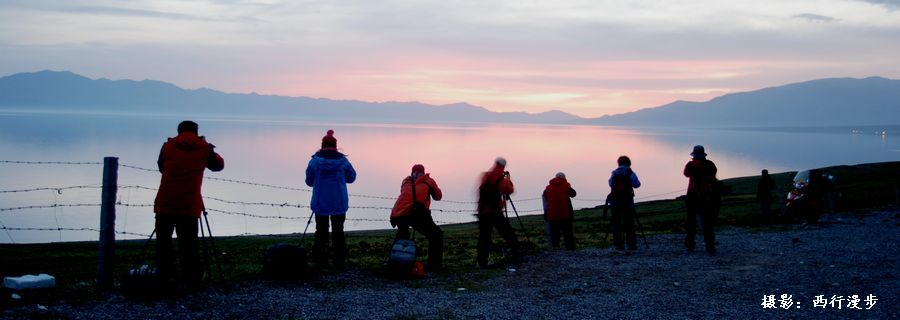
[548,176,570,188]
[154,132,220,217]
[167,132,210,151]
[544,177,574,221]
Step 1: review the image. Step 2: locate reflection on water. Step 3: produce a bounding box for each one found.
[1,112,897,243]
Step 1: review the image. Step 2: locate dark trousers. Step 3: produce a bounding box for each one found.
[395,212,444,269]
[314,214,346,268]
[759,198,773,217]
[155,214,200,286]
[545,220,575,250]
[685,193,717,253]
[611,205,637,250]
[477,213,519,267]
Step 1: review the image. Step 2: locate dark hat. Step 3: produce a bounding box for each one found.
[411,164,425,175]
[177,120,198,134]
[321,129,337,148]
[690,145,706,158]
[495,157,507,168]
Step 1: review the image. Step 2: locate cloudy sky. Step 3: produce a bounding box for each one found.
[1,0,899,117]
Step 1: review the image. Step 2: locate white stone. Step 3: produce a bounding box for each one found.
[3,274,56,290]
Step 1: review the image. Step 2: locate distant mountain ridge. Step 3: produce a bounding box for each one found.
[0,70,581,124]
[1,71,898,126]
[586,76,900,127]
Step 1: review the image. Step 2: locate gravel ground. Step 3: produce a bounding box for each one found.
[3,210,899,319]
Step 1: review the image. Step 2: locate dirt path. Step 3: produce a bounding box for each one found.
[4,210,898,319]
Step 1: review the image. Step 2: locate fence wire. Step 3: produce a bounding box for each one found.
[0,185,102,194]
[0,159,685,242]
[0,160,103,166]
[0,203,102,212]
[0,226,150,238]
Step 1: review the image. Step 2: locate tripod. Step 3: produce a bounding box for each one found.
[605,194,650,250]
[199,210,225,281]
[633,210,650,249]
[504,194,531,243]
[601,196,611,248]
[131,229,157,270]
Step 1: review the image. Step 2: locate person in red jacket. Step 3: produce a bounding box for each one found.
[390,164,444,270]
[153,120,224,288]
[542,172,577,250]
[476,157,519,268]
[683,145,718,255]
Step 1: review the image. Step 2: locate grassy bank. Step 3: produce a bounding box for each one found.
[2,161,899,295]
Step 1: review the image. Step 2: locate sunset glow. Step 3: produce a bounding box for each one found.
[2,0,899,117]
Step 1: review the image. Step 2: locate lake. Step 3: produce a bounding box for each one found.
[1,111,897,243]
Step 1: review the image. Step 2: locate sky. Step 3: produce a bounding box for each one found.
[1,0,899,118]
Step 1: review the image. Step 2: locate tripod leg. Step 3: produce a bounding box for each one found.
[298,211,315,252]
[203,211,225,281]
[198,217,212,281]
[633,212,650,249]
[132,229,156,268]
[507,197,531,243]
[601,204,610,248]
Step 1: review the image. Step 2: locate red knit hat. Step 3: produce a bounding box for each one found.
[411,164,425,175]
[321,129,337,148]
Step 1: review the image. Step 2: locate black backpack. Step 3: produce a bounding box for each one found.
[385,176,423,279]
[610,168,635,201]
[262,243,307,280]
[478,174,504,208]
[262,212,314,280]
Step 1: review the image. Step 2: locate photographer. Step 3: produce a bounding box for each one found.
[389,164,444,271]
[543,172,577,250]
[305,129,357,270]
[683,145,718,255]
[476,157,519,269]
[608,156,641,251]
[154,120,224,290]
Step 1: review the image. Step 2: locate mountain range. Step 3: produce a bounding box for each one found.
[587,76,900,127]
[1,70,898,127]
[0,70,579,124]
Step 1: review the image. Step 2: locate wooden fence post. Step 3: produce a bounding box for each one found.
[97,157,118,289]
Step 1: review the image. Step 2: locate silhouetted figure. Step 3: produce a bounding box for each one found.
[542,172,577,250]
[683,145,719,255]
[757,169,775,218]
[476,157,519,268]
[801,169,831,224]
[154,120,224,289]
[608,156,641,251]
[305,130,357,269]
[390,164,444,271]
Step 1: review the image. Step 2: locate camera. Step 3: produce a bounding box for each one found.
[503,171,510,178]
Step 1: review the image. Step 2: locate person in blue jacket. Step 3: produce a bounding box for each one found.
[306,129,357,269]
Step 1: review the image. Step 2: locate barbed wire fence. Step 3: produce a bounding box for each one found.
[1,159,690,245]
[0,157,696,288]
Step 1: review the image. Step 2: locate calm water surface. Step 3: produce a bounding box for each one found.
[1,112,897,243]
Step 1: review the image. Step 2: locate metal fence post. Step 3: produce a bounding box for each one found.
[97,157,118,289]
